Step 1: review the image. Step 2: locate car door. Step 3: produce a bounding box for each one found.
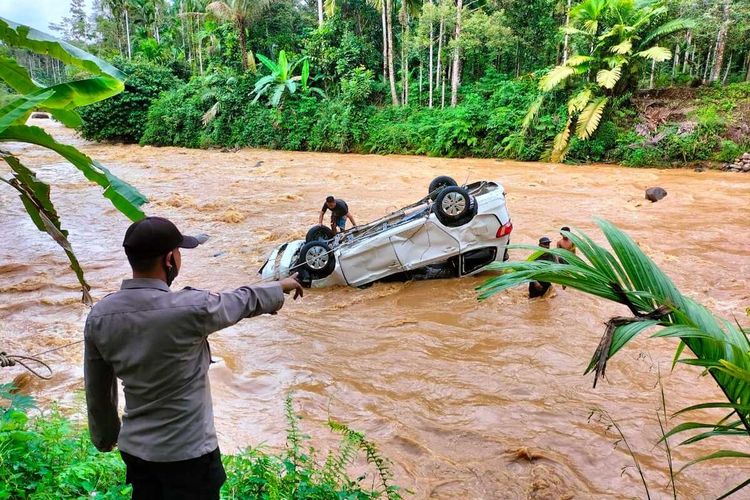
[390,220,460,270]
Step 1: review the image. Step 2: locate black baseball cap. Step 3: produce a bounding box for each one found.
[539,236,551,245]
[123,216,207,258]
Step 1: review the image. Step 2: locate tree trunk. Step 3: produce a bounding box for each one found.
[746,51,750,81]
[449,0,463,107]
[124,9,132,59]
[562,0,572,64]
[419,59,422,105]
[649,59,656,89]
[317,0,324,27]
[441,62,446,109]
[722,52,732,84]
[238,20,248,71]
[386,0,399,105]
[198,39,204,75]
[428,0,434,108]
[436,12,444,104]
[381,4,388,85]
[702,47,712,83]
[154,2,160,43]
[672,44,679,80]
[682,31,691,74]
[710,0,730,83]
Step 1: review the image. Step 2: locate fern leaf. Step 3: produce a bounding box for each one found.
[596,66,622,89]
[539,65,576,92]
[567,88,592,114]
[576,97,608,140]
[636,46,672,62]
[610,39,632,55]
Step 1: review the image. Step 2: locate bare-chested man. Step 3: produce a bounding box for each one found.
[556,226,576,253]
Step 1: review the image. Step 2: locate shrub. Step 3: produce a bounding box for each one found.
[141,80,207,148]
[79,58,180,143]
[0,385,129,499]
[0,386,403,500]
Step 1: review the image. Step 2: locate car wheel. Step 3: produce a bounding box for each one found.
[305,224,335,243]
[296,241,336,280]
[434,186,474,226]
[428,175,458,201]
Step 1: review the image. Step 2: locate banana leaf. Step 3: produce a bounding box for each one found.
[0,125,147,221]
[0,152,91,304]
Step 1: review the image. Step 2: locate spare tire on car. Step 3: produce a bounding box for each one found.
[305,224,335,243]
[434,186,475,227]
[428,175,458,200]
[295,241,336,282]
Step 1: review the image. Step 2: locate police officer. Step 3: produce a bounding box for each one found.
[84,216,302,499]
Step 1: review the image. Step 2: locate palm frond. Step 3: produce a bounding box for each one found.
[565,55,594,67]
[596,66,622,89]
[478,219,750,441]
[550,118,572,163]
[636,46,672,62]
[539,65,576,92]
[521,95,544,133]
[641,18,696,47]
[567,88,592,114]
[610,39,632,55]
[205,1,232,21]
[575,97,608,139]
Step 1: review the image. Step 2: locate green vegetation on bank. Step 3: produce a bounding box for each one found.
[0,386,404,499]
[4,0,747,166]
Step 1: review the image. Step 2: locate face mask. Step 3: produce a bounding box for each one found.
[165,255,179,286]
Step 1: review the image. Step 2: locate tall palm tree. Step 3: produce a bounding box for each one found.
[206,0,276,71]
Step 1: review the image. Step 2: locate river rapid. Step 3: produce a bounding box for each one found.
[2,120,749,499]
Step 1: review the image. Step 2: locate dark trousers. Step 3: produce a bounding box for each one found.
[120,448,227,500]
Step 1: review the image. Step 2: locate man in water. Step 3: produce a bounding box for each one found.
[84,216,303,499]
[319,195,356,234]
[529,236,556,299]
[556,226,576,254]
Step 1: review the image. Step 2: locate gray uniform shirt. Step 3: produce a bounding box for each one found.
[84,278,284,462]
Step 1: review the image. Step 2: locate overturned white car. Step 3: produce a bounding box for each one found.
[259,176,513,288]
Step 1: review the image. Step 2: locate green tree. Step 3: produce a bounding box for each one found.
[252,50,324,106]
[206,0,278,71]
[527,0,694,161]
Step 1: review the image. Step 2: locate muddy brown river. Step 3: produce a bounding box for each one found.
[2,120,750,498]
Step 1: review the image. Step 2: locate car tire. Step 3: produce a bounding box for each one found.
[428,175,458,201]
[434,186,474,226]
[295,241,336,281]
[305,224,335,243]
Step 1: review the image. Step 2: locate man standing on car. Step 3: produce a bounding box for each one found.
[84,216,303,500]
[319,195,356,234]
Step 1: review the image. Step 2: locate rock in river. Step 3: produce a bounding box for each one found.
[645,187,667,202]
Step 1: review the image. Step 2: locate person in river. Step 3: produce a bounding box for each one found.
[84,216,303,500]
[319,195,356,234]
[556,226,576,256]
[528,236,556,298]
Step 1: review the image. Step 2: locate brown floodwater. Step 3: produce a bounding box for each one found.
[2,120,750,498]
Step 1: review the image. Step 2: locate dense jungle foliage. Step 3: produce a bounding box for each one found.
[3,0,749,166]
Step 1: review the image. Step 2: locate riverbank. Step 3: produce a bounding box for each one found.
[2,121,750,497]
